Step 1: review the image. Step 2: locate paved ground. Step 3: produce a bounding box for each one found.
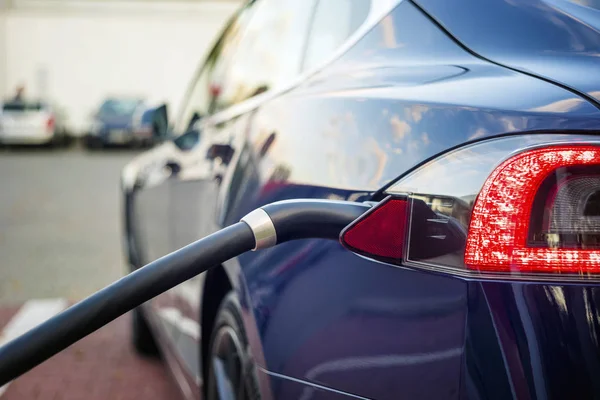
[0,146,135,304]
[0,146,181,399]
[1,311,180,400]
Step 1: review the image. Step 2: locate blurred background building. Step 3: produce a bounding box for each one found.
[0,0,241,135]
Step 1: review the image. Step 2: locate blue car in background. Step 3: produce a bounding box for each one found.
[121,0,600,399]
[85,97,156,149]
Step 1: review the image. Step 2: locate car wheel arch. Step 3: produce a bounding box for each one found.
[200,260,272,399]
[200,263,232,394]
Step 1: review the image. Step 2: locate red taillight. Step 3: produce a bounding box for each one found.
[210,84,221,98]
[465,145,600,273]
[46,115,55,131]
[340,142,600,279]
[340,197,408,260]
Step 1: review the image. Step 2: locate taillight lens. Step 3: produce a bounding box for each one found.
[465,145,600,273]
[47,115,55,131]
[341,197,409,261]
[341,135,600,280]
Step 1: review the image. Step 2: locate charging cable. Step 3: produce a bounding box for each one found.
[0,199,370,386]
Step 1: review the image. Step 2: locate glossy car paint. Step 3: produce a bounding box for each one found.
[122,0,600,399]
[414,0,600,105]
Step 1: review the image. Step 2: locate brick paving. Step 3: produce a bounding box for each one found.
[1,312,181,400]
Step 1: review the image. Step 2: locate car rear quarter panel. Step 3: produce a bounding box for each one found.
[212,1,600,399]
[414,0,600,106]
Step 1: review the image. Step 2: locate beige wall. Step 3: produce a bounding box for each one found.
[0,7,7,100]
[1,0,240,133]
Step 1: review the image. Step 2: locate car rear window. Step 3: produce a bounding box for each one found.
[2,101,44,112]
[99,99,142,117]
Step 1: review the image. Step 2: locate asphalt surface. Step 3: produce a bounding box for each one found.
[0,145,181,399]
[0,145,137,305]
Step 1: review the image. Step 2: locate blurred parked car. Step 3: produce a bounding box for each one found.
[132,107,156,144]
[85,97,154,149]
[0,99,70,147]
[122,0,600,399]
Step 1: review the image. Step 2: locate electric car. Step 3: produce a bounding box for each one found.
[121,0,600,398]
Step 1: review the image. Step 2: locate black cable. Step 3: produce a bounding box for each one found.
[262,199,371,244]
[0,222,255,386]
[0,199,370,386]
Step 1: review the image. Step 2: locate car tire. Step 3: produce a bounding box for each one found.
[48,134,66,149]
[84,136,103,151]
[132,308,160,357]
[61,133,74,149]
[130,139,143,150]
[206,293,261,400]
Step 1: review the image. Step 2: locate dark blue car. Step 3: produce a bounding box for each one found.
[86,97,155,148]
[121,0,600,398]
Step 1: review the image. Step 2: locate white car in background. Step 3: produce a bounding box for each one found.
[0,100,70,147]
